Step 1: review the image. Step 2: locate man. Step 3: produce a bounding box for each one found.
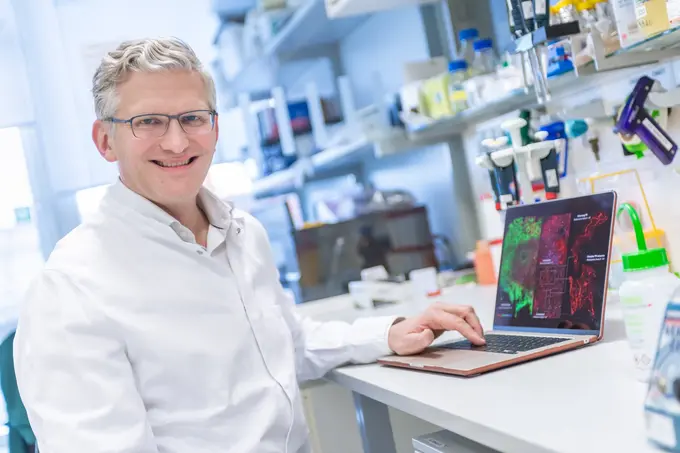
[14,37,485,453]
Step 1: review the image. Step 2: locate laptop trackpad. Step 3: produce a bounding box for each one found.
[408,349,516,371]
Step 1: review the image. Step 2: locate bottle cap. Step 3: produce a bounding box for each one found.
[473,39,493,51]
[618,203,669,272]
[448,60,468,72]
[459,28,479,42]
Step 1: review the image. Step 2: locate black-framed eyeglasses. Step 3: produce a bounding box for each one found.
[104,109,218,139]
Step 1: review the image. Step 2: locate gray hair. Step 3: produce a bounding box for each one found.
[92,37,216,119]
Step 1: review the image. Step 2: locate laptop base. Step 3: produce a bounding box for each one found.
[378,332,597,376]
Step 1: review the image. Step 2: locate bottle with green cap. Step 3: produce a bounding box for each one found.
[618,202,678,382]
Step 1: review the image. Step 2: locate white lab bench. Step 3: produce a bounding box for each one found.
[295,284,661,453]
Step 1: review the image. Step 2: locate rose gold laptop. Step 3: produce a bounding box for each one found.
[379,192,617,376]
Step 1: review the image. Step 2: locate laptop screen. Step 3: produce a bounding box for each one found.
[493,192,616,335]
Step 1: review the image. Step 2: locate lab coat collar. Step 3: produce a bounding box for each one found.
[108,179,243,234]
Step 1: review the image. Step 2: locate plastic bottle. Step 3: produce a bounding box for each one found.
[576,0,598,31]
[618,203,679,382]
[474,239,502,285]
[447,60,469,114]
[470,39,498,76]
[458,28,479,66]
[554,0,579,23]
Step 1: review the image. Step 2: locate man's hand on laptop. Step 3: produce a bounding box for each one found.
[388,303,486,356]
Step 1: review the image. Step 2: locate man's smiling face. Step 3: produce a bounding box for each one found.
[93,69,218,208]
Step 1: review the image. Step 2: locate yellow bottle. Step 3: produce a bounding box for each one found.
[634,0,670,37]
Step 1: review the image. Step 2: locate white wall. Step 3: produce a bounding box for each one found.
[0,0,33,128]
[3,0,220,192]
[339,6,430,108]
[337,7,479,263]
[366,145,454,238]
[54,0,220,189]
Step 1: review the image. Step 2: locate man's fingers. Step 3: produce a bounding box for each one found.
[418,328,435,348]
[437,311,486,345]
[462,309,484,338]
[435,304,485,338]
[394,329,435,356]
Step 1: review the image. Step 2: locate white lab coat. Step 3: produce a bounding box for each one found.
[14,182,397,453]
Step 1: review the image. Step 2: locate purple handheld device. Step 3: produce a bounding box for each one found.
[615,76,677,165]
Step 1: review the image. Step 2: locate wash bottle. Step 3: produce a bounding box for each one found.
[618,203,678,382]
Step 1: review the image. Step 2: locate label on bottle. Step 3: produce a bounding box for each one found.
[621,294,655,374]
[534,0,547,16]
[522,0,535,19]
[621,296,646,345]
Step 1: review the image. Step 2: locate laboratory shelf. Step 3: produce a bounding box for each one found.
[254,30,680,196]
[252,129,428,196]
[574,26,680,75]
[264,0,367,56]
[228,0,368,85]
[403,68,615,143]
[252,135,371,196]
[311,137,371,170]
[406,89,538,142]
[612,26,680,54]
[252,166,298,196]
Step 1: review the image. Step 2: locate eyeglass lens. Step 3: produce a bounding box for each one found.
[131,111,214,138]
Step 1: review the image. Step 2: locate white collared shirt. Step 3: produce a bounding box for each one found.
[14,182,396,453]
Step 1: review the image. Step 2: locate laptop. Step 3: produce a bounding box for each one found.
[378,192,617,376]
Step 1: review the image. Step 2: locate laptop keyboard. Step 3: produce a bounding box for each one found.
[439,334,569,355]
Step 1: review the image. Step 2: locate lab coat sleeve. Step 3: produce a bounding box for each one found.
[14,270,159,453]
[282,302,398,382]
[253,219,398,382]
